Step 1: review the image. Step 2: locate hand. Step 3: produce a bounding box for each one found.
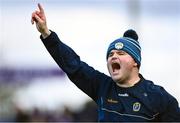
[31,3,51,38]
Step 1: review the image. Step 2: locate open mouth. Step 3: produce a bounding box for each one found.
[111,62,121,72]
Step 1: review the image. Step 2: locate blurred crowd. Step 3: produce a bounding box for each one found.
[0,82,97,122]
[5,100,97,122]
[0,67,98,122]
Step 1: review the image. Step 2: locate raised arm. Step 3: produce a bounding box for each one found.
[31,4,109,101]
[31,3,51,38]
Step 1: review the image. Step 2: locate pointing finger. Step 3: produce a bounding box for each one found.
[38,3,44,13]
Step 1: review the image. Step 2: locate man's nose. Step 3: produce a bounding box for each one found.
[111,53,119,60]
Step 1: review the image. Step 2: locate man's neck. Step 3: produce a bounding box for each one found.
[116,74,140,88]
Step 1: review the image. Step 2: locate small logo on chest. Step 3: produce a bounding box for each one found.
[133,102,141,112]
[118,93,129,97]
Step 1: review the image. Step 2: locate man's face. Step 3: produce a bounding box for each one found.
[107,50,137,84]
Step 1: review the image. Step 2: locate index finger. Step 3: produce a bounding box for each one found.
[38,3,44,13]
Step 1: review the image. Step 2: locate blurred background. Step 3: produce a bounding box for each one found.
[0,0,180,122]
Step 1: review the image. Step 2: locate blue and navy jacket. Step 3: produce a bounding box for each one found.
[41,31,180,122]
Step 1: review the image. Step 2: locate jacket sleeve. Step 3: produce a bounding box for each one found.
[159,89,180,121]
[40,31,109,101]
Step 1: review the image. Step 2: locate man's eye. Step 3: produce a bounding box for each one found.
[108,53,113,57]
[117,52,125,55]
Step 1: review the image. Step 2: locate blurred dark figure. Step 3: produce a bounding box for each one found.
[29,108,47,122]
[74,100,98,122]
[14,107,30,122]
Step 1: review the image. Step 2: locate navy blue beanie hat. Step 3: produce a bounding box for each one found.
[106,29,141,66]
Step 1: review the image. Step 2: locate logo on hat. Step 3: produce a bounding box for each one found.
[115,42,124,50]
[133,102,141,112]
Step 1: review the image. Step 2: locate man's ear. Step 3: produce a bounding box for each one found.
[133,62,138,67]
